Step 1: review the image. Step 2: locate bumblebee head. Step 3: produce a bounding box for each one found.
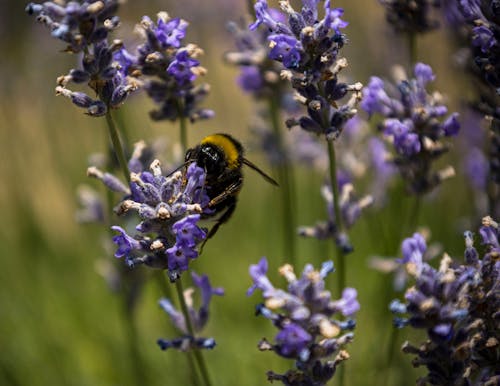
[185,143,227,176]
[184,133,278,186]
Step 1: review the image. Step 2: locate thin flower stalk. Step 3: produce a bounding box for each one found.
[248,0,364,291]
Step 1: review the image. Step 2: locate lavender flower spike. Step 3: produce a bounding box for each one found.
[27,1,139,115]
[361,63,460,194]
[134,12,214,123]
[157,271,224,352]
[249,0,363,141]
[248,258,359,385]
[89,143,210,280]
[390,219,500,385]
[299,180,373,253]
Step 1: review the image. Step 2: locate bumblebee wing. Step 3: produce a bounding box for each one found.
[242,158,279,186]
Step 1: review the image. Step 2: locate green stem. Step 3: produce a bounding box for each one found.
[407,196,421,235]
[105,110,130,184]
[326,140,345,296]
[175,277,213,386]
[268,96,297,265]
[122,297,149,386]
[380,326,399,386]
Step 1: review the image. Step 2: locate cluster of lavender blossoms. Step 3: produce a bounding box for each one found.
[26,1,138,116]
[248,258,359,385]
[131,12,214,122]
[459,0,500,92]
[298,179,373,253]
[225,15,290,101]
[249,0,363,141]
[361,63,460,194]
[390,218,500,385]
[379,0,441,34]
[157,271,224,351]
[455,0,500,217]
[88,142,210,281]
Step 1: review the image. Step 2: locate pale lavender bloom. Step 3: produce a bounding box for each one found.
[136,13,213,122]
[390,217,500,385]
[26,1,138,115]
[298,181,373,253]
[248,258,358,385]
[249,0,362,140]
[90,153,209,279]
[361,63,460,194]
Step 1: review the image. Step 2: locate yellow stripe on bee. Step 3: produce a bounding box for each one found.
[201,134,240,169]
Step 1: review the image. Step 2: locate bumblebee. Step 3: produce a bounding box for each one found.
[184,133,278,247]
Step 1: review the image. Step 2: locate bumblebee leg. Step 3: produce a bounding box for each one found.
[208,178,242,207]
[199,196,237,254]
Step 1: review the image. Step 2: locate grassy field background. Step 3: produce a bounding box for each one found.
[0,1,480,385]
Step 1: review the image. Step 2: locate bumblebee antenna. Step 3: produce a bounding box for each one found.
[242,158,279,186]
[166,161,190,178]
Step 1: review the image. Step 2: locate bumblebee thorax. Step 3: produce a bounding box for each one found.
[200,134,242,170]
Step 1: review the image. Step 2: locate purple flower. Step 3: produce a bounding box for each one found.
[136,13,213,122]
[248,258,358,384]
[237,66,264,93]
[166,243,198,272]
[27,1,139,115]
[361,63,460,194]
[172,214,206,248]
[298,181,373,252]
[398,233,426,275]
[275,323,312,358]
[465,147,489,190]
[331,288,360,316]
[89,150,209,277]
[248,0,360,140]
[155,17,188,48]
[247,257,275,296]
[167,49,200,87]
[391,217,500,385]
[111,226,142,258]
[268,34,302,69]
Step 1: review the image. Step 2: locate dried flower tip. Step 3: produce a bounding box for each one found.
[145,52,163,63]
[437,166,455,182]
[331,58,348,74]
[482,216,498,228]
[150,159,162,176]
[302,26,315,36]
[279,264,296,282]
[157,11,170,23]
[87,1,104,14]
[280,70,293,80]
[335,350,350,362]
[319,319,340,338]
[157,206,171,220]
[265,297,286,309]
[150,240,165,251]
[185,44,203,58]
[87,166,103,179]
[438,253,453,274]
[191,66,207,77]
[258,338,273,351]
[293,91,308,105]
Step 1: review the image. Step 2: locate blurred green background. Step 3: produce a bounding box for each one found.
[0,1,480,385]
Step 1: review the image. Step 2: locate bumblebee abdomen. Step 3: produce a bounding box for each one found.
[201,133,242,170]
